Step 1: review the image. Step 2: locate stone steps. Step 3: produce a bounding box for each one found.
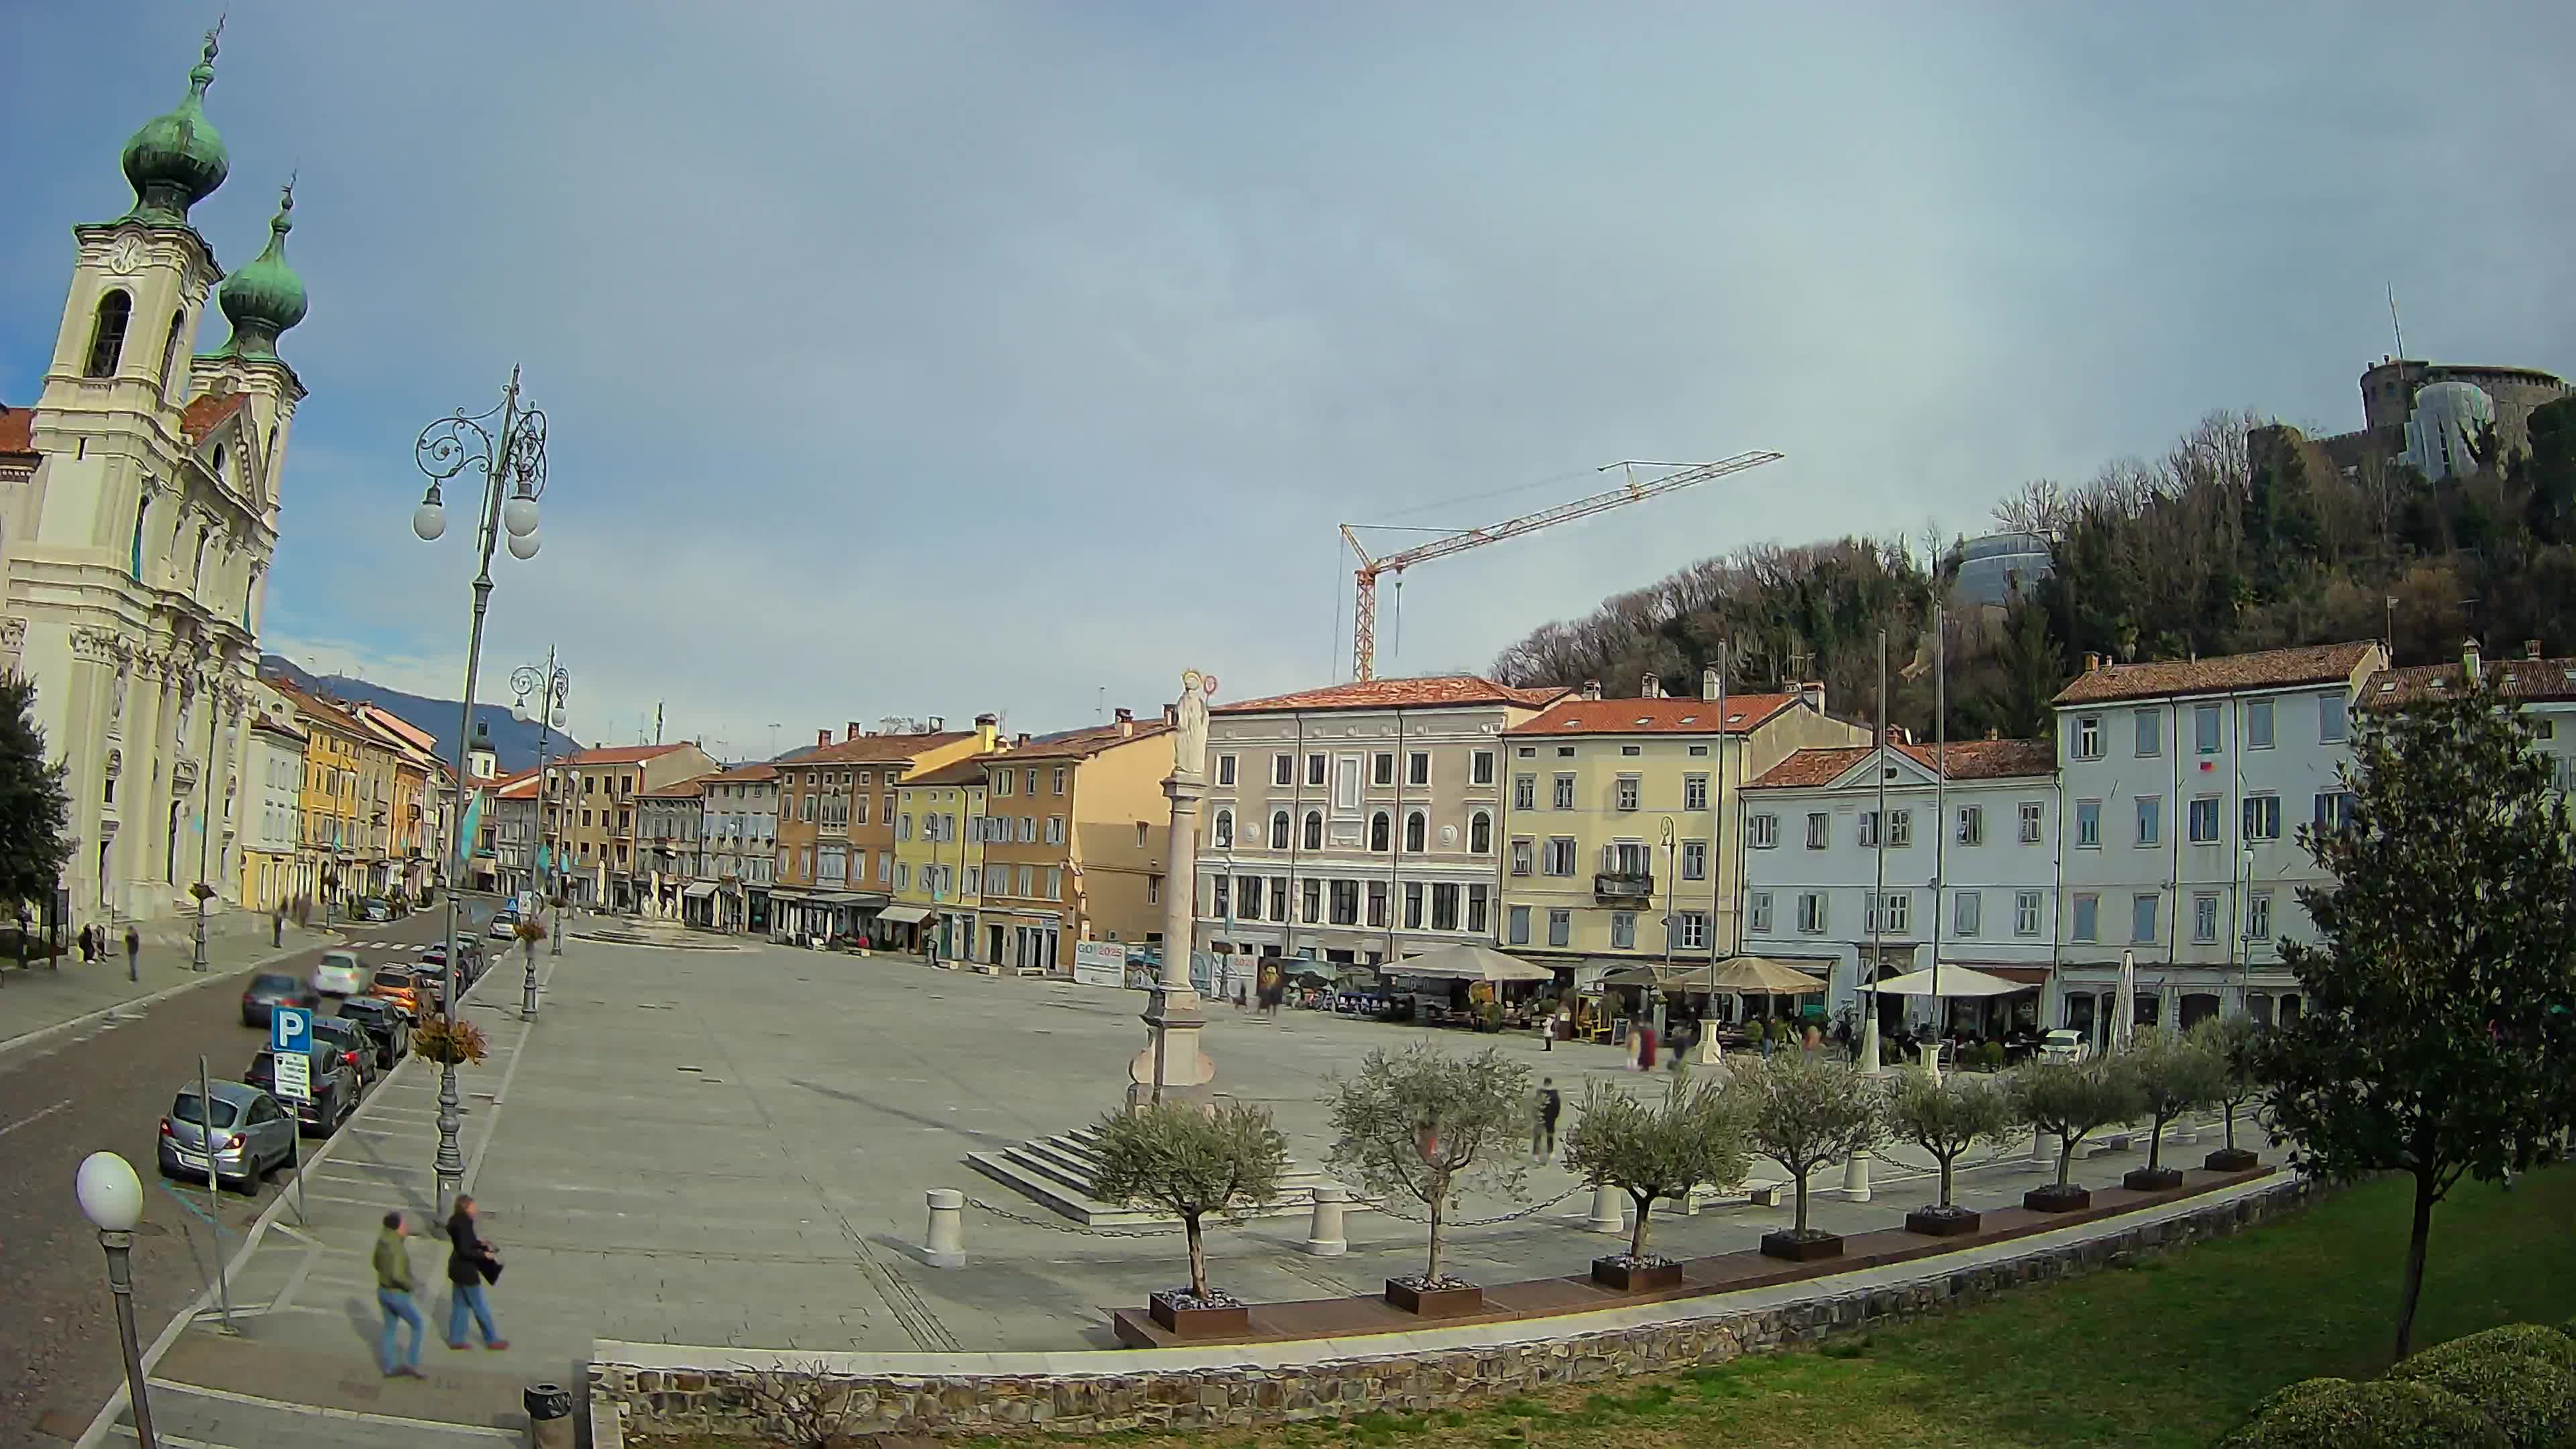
[965,1127,1354,1228]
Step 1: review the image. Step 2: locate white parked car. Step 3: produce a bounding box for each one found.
[309,950,366,999]
[2039,1028,2092,1065]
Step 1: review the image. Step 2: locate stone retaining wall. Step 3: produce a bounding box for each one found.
[596,1177,2318,1442]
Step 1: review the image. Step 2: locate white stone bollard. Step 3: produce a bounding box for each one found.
[1840,1148,1874,1201]
[1299,1184,1350,1256]
[922,1188,966,1269]
[2173,1114,2200,1146]
[1586,1183,1626,1235]
[2022,1129,2057,1175]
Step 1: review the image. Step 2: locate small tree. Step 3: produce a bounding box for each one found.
[2189,1015,2265,1157]
[1089,1101,1289,1301]
[2014,1057,2145,1188]
[1885,1070,2017,1212]
[1326,1044,1530,1284]
[2125,1034,2227,1176]
[1562,1075,1751,1261]
[0,674,72,929]
[1735,1052,1886,1238]
[2261,678,2576,1361]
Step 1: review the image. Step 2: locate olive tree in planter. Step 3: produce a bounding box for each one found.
[2014,1057,2145,1212]
[1089,1100,1289,1337]
[2190,1015,2267,1172]
[2121,1034,2228,1190]
[1739,1052,1887,1261]
[1326,1042,1530,1316]
[1561,1075,1750,1290]
[1886,1069,2017,1236]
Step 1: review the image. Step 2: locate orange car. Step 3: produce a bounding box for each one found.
[365,965,424,1017]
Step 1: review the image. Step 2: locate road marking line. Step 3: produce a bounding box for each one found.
[0,1097,72,1138]
[144,1381,522,1437]
[108,1428,231,1448]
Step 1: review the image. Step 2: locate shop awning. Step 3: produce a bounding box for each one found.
[681,881,719,900]
[876,905,934,925]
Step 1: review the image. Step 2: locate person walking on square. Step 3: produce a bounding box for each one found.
[374,1211,427,1377]
[1532,1077,1563,1160]
[273,905,285,949]
[443,1195,508,1350]
[122,925,140,983]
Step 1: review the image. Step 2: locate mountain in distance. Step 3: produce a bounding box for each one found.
[258,653,583,775]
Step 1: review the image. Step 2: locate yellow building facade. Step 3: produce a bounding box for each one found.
[1498,679,1866,977]
[274,684,366,908]
[890,755,994,963]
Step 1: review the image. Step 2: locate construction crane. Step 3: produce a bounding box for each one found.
[1339,451,1784,680]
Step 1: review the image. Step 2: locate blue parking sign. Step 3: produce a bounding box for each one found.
[272,1006,311,1056]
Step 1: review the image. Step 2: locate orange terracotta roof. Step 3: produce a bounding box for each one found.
[249,715,307,744]
[639,774,714,799]
[1505,694,1801,737]
[2052,641,2379,706]
[1007,722,1173,761]
[2366,653,2576,707]
[0,405,34,457]
[566,743,688,766]
[794,731,973,766]
[906,755,997,787]
[1750,738,2057,790]
[179,392,248,443]
[264,680,370,739]
[1216,676,1568,714]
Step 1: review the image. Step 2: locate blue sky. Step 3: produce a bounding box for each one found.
[6,3,2572,755]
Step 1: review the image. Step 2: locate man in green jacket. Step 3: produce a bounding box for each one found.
[374,1211,426,1377]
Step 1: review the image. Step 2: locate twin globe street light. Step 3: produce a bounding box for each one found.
[413,366,549,1220]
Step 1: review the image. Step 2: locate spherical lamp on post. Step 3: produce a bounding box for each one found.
[76,1151,158,1449]
[413,367,549,1220]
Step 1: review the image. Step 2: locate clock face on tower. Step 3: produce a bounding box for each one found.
[107,235,145,277]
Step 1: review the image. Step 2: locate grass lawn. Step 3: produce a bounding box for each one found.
[686,1167,2575,1449]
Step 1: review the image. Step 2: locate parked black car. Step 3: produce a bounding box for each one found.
[244,1047,358,1136]
[307,1016,379,1089]
[240,972,317,1028]
[333,996,411,1067]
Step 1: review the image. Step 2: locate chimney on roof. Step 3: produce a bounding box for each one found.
[2084,651,2101,674]
[1641,674,1662,700]
[1014,733,1030,747]
[1163,703,1178,727]
[1114,707,1134,738]
[846,721,862,741]
[974,712,1000,752]
[2463,637,2481,686]
[1702,667,1721,702]
[1986,728,2000,741]
[928,716,945,731]
[2527,639,2544,660]
[816,729,830,748]
[1799,681,1825,714]
[1580,679,1601,701]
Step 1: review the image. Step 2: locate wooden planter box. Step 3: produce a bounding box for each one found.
[2203,1147,2260,1173]
[2023,1183,2093,1213]
[1590,1256,1684,1292]
[1146,1291,1248,1338]
[1383,1279,1484,1318]
[1758,1230,1844,1263]
[2123,1167,2185,1192]
[1904,1206,1982,1238]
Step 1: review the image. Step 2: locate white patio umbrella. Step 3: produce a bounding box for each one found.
[2114,949,2137,1054]
[1857,963,2027,998]
[1383,943,1554,983]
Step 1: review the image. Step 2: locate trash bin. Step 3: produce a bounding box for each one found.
[525,1382,573,1449]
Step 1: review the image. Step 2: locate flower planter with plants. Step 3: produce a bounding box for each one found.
[1562,1073,1747,1295]
[1327,1042,1532,1318]
[1888,1066,2015,1239]
[1146,1287,1250,1337]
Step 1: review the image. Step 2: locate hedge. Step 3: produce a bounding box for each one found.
[2219,1377,2508,1448]
[2385,1342,2576,1447]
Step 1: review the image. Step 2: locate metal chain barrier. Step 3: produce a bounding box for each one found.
[962,1195,1184,1238]
[1362,1183,1587,1227]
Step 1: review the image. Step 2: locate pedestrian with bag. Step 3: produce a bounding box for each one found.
[443,1194,508,1350]
[374,1211,427,1377]
[122,925,140,983]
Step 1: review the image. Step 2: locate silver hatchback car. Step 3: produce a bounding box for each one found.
[158,1080,297,1191]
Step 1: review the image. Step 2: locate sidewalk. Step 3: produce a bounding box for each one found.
[0,912,341,1059]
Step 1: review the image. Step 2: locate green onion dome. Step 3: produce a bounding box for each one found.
[120,29,229,226]
[213,184,307,360]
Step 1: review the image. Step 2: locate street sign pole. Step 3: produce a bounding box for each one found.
[198,1055,233,1332]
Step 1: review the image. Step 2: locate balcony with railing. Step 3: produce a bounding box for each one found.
[1593,871,1654,902]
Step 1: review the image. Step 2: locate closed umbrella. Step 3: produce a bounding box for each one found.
[2114,950,2136,1054]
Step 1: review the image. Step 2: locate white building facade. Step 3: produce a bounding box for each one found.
[2051,641,2386,1043]
[2,31,309,924]
[1193,676,1565,969]
[702,763,778,934]
[241,713,303,910]
[1740,739,2061,1032]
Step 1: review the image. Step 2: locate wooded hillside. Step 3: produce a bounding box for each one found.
[1489,397,2576,741]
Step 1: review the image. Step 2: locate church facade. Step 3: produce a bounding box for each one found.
[0,27,311,924]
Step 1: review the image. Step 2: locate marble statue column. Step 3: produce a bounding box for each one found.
[1129,671,1217,1108]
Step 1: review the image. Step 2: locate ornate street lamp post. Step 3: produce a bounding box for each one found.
[75,1151,157,1449]
[413,368,549,1220]
[512,650,570,1012]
